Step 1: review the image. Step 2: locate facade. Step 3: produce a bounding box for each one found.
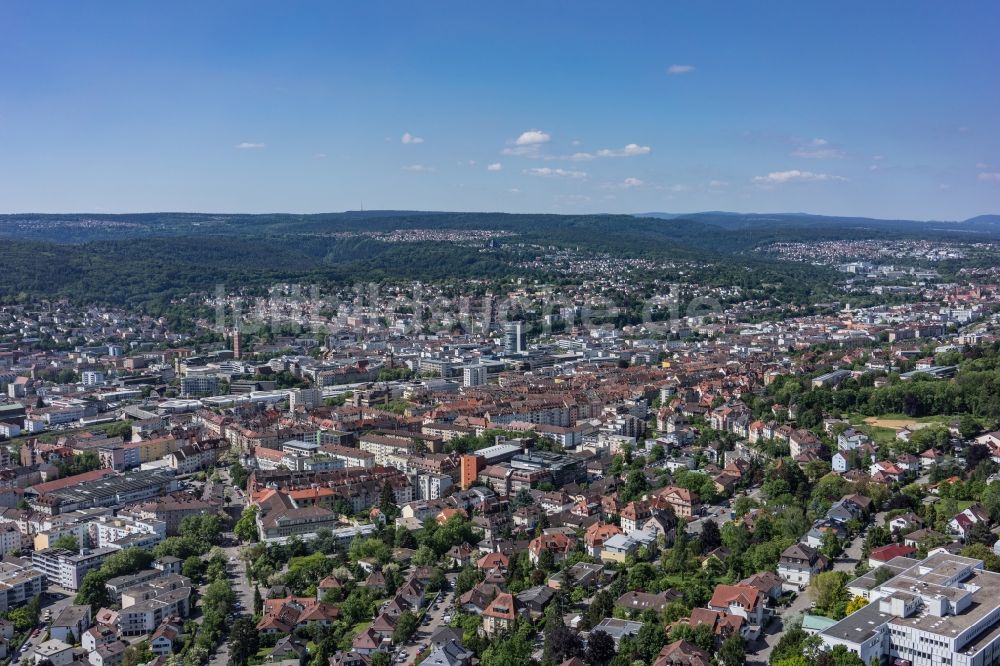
[30,547,116,591]
[463,365,488,388]
[0,559,46,614]
[119,575,192,635]
[503,321,525,355]
[415,472,452,501]
[179,375,219,397]
[92,515,167,548]
[654,485,699,518]
[82,371,105,386]
[482,592,518,637]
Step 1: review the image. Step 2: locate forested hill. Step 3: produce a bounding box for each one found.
[3,210,1000,247]
[1,210,998,313]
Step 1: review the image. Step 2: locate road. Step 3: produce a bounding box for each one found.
[748,512,884,666]
[396,573,459,665]
[203,528,256,666]
[17,588,76,663]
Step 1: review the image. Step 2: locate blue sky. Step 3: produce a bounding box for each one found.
[1,1,998,219]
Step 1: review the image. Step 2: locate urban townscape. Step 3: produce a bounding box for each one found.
[3,3,1000,666]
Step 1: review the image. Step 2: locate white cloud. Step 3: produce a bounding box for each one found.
[708,180,729,188]
[622,177,644,188]
[596,143,651,158]
[791,138,846,159]
[402,164,434,172]
[524,167,587,179]
[401,132,424,145]
[978,172,1000,182]
[752,169,847,185]
[515,130,551,146]
[313,153,327,159]
[667,64,696,75]
[487,163,503,172]
[669,184,691,192]
[235,142,265,149]
[976,162,992,169]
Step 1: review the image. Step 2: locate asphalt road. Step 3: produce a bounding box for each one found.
[17,588,76,663]
[206,532,255,666]
[747,514,881,666]
[396,573,459,666]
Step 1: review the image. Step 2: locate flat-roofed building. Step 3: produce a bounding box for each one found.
[820,552,1000,666]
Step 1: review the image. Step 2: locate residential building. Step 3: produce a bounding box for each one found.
[482,592,518,637]
[778,543,828,590]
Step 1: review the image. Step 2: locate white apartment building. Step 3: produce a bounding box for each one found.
[463,364,488,388]
[91,515,166,548]
[820,552,1000,666]
[414,472,452,501]
[0,559,46,614]
[81,371,105,386]
[30,547,117,591]
[289,388,322,411]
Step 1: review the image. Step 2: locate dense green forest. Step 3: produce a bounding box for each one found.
[765,342,1000,425]
[2,211,999,313]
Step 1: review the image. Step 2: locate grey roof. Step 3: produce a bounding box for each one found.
[422,639,473,666]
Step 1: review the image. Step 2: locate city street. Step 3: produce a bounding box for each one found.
[206,532,255,666]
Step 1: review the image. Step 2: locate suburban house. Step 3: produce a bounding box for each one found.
[778,543,828,590]
[707,584,768,639]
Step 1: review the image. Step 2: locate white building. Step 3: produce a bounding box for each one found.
[414,472,452,501]
[30,547,116,591]
[819,552,1000,666]
[179,376,218,397]
[0,559,46,614]
[289,388,322,411]
[503,321,525,355]
[92,515,166,549]
[463,365,488,388]
[82,371,105,387]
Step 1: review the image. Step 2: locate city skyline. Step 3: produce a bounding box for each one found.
[1,1,999,219]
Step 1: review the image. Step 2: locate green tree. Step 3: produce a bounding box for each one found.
[52,534,80,551]
[719,635,746,666]
[810,571,850,619]
[182,555,205,581]
[621,469,650,503]
[393,610,419,644]
[635,621,667,662]
[228,617,259,666]
[380,482,399,519]
[234,505,259,542]
[586,629,616,666]
[846,596,868,615]
[230,461,250,489]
